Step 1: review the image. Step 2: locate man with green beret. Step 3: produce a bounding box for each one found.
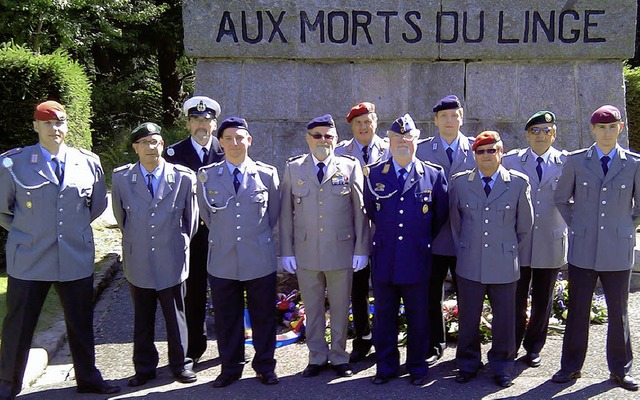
[112,122,199,387]
[502,111,567,369]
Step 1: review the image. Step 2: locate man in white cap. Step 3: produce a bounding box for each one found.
[164,95,224,364]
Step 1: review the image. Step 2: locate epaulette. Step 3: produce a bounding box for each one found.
[509,169,530,181]
[338,154,357,161]
[336,139,350,148]
[0,147,22,158]
[112,164,132,173]
[255,160,277,171]
[451,169,473,180]
[78,147,100,160]
[286,154,304,163]
[465,135,476,143]
[199,160,225,171]
[568,148,589,156]
[173,163,194,174]
[624,149,640,159]
[422,160,443,170]
[503,148,520,157]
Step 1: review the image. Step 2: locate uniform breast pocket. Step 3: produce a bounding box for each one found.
[497,201,516,225]
[415,191,432,217]
[331,185,351,196]
[292,185,310,208]
[250,189,269,216]
[15,187,45,215]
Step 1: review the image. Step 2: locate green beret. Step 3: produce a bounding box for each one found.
[131,122,162,143]
[525,111,556,130]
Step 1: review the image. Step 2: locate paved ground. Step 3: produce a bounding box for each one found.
[14,265,640,399]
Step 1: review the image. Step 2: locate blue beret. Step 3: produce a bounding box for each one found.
[433,95,462,113]
[307,114,335,130]
[217,117,248,138]
[525,111,556,130]
[390,114,418,134]
[131,122,161,143]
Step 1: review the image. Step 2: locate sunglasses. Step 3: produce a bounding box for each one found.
[474,148,498,155]
[308,133,336,140]
[528,127,554,135]
[136,139,162,148]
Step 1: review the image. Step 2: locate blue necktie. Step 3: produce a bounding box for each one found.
[317,162,325,183]
[52,157,64,184]
[601,156,610,175]
[536,157,543,182]
[233,168,241,193]
[362,146,370,164]
[482,176,492,197]
[398,168,407,189]
[446,147,454,165]
[146,173,154,197]
[201,147,209,164]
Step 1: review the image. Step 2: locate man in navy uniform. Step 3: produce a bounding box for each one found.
[449,131,533,388]
[280,114,370,379]
[335,101,389,363]
[552,105,640,391]
[197,117,280,388]
[416,95,476,365]
[164,96,224,363]
[112,122,199,387]
[0,100,119,398]
[502,111,567,369]
[363,114,448,386]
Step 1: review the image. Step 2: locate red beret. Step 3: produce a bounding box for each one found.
[590,105,622,124]
[346,102,375,123]
[472,131,501,151]
[34,100,66,121]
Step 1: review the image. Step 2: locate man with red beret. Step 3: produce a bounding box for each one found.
[416,95,476,366]
[335,101,389,363]
[553,105,640,391]
[0,100,119,398]
[449,131,533,388]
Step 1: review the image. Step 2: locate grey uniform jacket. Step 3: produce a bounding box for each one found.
[450,166,534,284]
[334,135,390,165]
[0,144,107,281]
[502,147,567,268]
[554,144,640,271]
[197,158,280,281]
[416,132,476,256]
[280,153,370,271]
[111,161,199,290]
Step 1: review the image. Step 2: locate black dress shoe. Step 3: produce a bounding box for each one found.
[77,381,121,394]
[349,340,373,363]
[127,373,156,387]
[494,375,513,388]
[301,363,326,378]
[372,375,392,385]
[455,370,477,384]
[333,363,354,377]
[610,373,639,391]
[552,369,581,383]
[212,372,242,388]
[175,369,197,384]
[525,352,541,368]
[410,375,429,386]
[256,371,279,385]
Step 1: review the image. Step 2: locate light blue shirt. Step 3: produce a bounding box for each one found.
[478,169,500,189]
[226,160,246,182]
[139,161,164,195]
[594,145,618,169]
[440,135,460,155]
[392,159,414,181]
[39,144,67,181]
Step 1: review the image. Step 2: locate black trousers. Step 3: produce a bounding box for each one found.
[184,223,209,360]
[515,266,560,354]
[209,272,277,376]
[561,264,632,376]
[350,264,372,350]
[0,276,103,397]
[129,282,190,376]
[456,275,516,376]
[427,254,457,357]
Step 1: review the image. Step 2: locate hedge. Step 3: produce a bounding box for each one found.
[625,64,640,152]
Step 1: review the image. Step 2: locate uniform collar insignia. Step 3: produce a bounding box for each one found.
[31,153,38,163]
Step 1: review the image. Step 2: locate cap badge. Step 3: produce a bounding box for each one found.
[613,110,621,119]
[545,113,552,122]
[146,123,157,133]
[197,100,206,112]
[366,104,374,112]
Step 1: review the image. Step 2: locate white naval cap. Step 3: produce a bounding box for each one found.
[183,96,221,119]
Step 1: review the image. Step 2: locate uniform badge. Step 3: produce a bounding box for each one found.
[375,183,385,192]
[422,204,429,214]
[545,113,552,122]
[332,174,348,186]
[297,179,305,186]
[31,153,38,163]
[146,123,158,133]
[167,148,175,157]
[167,173,175,184]
[2,157,13,169]
[382,164,390,174]
[131,173,137,183]
[26,201,32,209]
[198,170,208,183]
[208,190,219,195]
[197,100,206,112]
[218,167,224,175]
[376,203,381,211]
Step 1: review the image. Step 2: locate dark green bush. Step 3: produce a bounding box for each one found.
[0,42,92,152]
[624,64,640,152]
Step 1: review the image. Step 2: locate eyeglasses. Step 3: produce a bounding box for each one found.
[307,133,336,140]
[388,132,419,142]
[528,127,554,136]
[474,148,498,155]
[135,139,161,148]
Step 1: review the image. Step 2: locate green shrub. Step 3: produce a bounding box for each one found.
[0,42,92,151]
[624,64,640,152]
